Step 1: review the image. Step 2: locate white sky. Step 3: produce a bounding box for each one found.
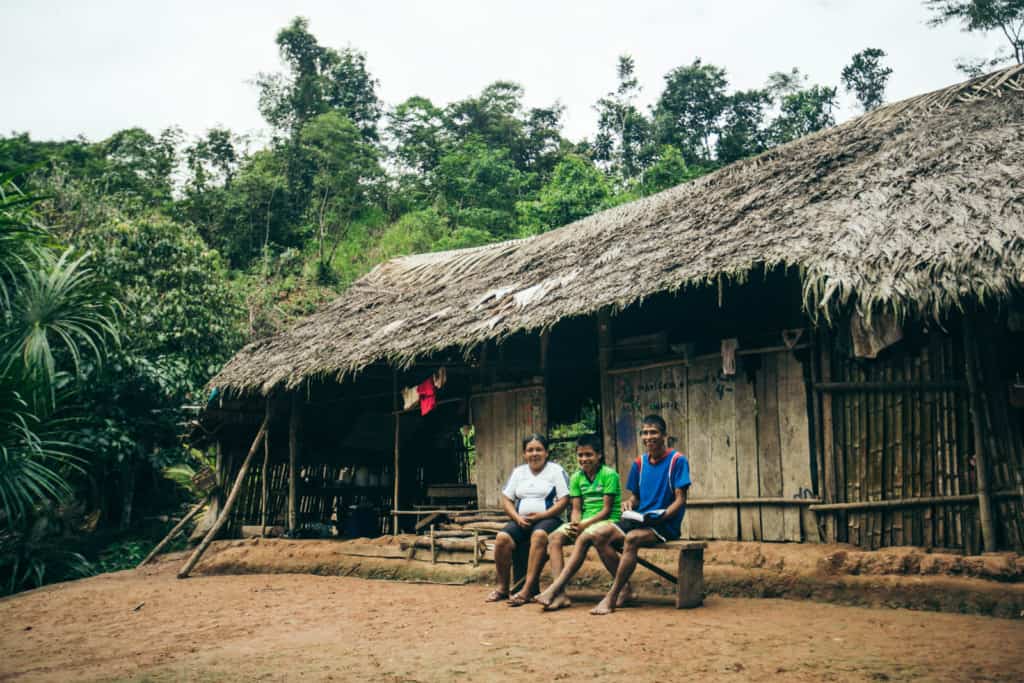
[2,0,1009,146]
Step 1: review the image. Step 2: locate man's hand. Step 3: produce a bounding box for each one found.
[622,499,634,512]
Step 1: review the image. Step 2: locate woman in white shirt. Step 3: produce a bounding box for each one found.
[486,433,570,605]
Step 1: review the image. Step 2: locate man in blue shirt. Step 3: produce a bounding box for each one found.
[590,414,691,615]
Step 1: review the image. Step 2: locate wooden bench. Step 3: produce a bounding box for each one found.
[512,539,707,609]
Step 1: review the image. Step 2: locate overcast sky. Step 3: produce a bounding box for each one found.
[3,0,1009,146]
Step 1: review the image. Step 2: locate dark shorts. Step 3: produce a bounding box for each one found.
[613,517,680,543]
[499,516,562,546]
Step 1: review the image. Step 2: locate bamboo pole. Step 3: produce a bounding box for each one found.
[178,416,269,579]
[809,331,831,541]
[288,393,300,534]
[810,494,988,511]
[392,369,400,535]
[814,381,965,392]
[137,496,210,567]
[962,318,997,552]
[819,336,837,543]
[597,309,618,472]
[260,399,271,536]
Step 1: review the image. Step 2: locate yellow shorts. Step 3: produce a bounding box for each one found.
[551,519,615,541]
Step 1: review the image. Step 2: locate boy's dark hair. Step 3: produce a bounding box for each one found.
[521,433,549,451]
[641,414,667,434]
[575,434,602,453]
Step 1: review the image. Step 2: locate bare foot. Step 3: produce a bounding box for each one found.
[485,589,509,603]
[543,593,572,611]
[535,587,556,607]
[615,584,637,607]
[590,597,615,615]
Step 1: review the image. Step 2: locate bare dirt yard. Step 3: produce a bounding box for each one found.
[2,565,1023,683]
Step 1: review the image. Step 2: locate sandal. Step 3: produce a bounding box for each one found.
[506,593,534,607]
[485,590,509,603]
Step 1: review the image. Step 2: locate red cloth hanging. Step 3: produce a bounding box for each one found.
[417,377,437,415]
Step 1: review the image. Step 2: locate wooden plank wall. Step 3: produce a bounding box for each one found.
[471,386,547,508]
[611,351,814,542]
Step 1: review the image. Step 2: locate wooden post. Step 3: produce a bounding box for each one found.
[260,399,271,536]
[392,370,400,535]
[963,317,997,552]
[288,392,300,534]
[178,416,269,578]
[137,496,210,567]
[597,309,617,471]
[676,546,705,608]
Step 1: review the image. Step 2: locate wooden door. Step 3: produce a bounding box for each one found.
[470,386,547,509]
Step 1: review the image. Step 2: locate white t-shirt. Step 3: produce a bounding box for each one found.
[501,461,570,515]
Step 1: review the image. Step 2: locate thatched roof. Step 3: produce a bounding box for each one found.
[214,66,1024,395]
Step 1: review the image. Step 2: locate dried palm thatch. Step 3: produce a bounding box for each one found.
[214,66,1024,395]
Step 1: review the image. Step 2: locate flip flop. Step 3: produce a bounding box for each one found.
[506,593,534,607]
[484,590,509,603]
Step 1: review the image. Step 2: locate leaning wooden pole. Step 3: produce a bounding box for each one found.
[288,392,300,534]
[962,317,997,552]
[137,495,210,567]
[178,416,269,579]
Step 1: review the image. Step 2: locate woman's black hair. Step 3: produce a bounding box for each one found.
[521,433,549,451]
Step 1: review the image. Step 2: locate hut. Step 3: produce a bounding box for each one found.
[195,66,1024,557]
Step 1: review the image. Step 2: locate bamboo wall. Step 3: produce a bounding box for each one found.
[813,324,1024,553]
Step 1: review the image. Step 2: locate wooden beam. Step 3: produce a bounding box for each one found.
[597,309,617,472]
[807,493,1023,512]
[178,416,269,578]
[288,392,300,534]
[814,381,965,392]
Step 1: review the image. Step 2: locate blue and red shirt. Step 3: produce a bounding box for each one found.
[625,450,692,538]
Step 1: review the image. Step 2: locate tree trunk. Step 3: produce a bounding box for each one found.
[120,448,139,531]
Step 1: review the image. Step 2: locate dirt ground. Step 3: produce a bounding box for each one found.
[2,566,1023,683]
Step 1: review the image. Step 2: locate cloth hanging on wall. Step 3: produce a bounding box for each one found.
[850,310,903,359]
[433,366,447,390]
[401,386,420,411]
[721,338,738,376]
[417,377,437,415]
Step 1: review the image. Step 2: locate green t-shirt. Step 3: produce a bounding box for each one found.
[569,465,622,522]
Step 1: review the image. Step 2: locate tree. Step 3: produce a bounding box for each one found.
[766,70,839,145]
[95,127,181,209]
[925,1,1024,69]
[299,112,381,280]
[640,146,705,196]
[431,139,528,238]
[716,89,773,163]
[517,155,611,234]
[654,59,729,164]
[592,55,655,184]
[256,17,382,140]
[0,173,117,526]
[841,48,893,112]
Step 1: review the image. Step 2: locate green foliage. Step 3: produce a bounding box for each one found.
[256,16,382,140]
[375,208,451,260]
[654,59,730,164]
[592,55,655,184]
[841,48,892,112]
[716,89,773,164]
[766,71,839,144]
[517,155,611,234]
[925,0,1024,67]
[433,139,529,237]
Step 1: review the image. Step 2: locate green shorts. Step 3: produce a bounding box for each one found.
[551,519,616,541]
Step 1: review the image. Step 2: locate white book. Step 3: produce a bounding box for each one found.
[621,509,665,523]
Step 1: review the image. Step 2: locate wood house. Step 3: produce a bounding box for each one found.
[194,67,1024,557]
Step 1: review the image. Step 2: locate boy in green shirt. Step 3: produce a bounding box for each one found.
[542,435,622,610]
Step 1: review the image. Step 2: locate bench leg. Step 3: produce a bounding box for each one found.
[675,547,704,609]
